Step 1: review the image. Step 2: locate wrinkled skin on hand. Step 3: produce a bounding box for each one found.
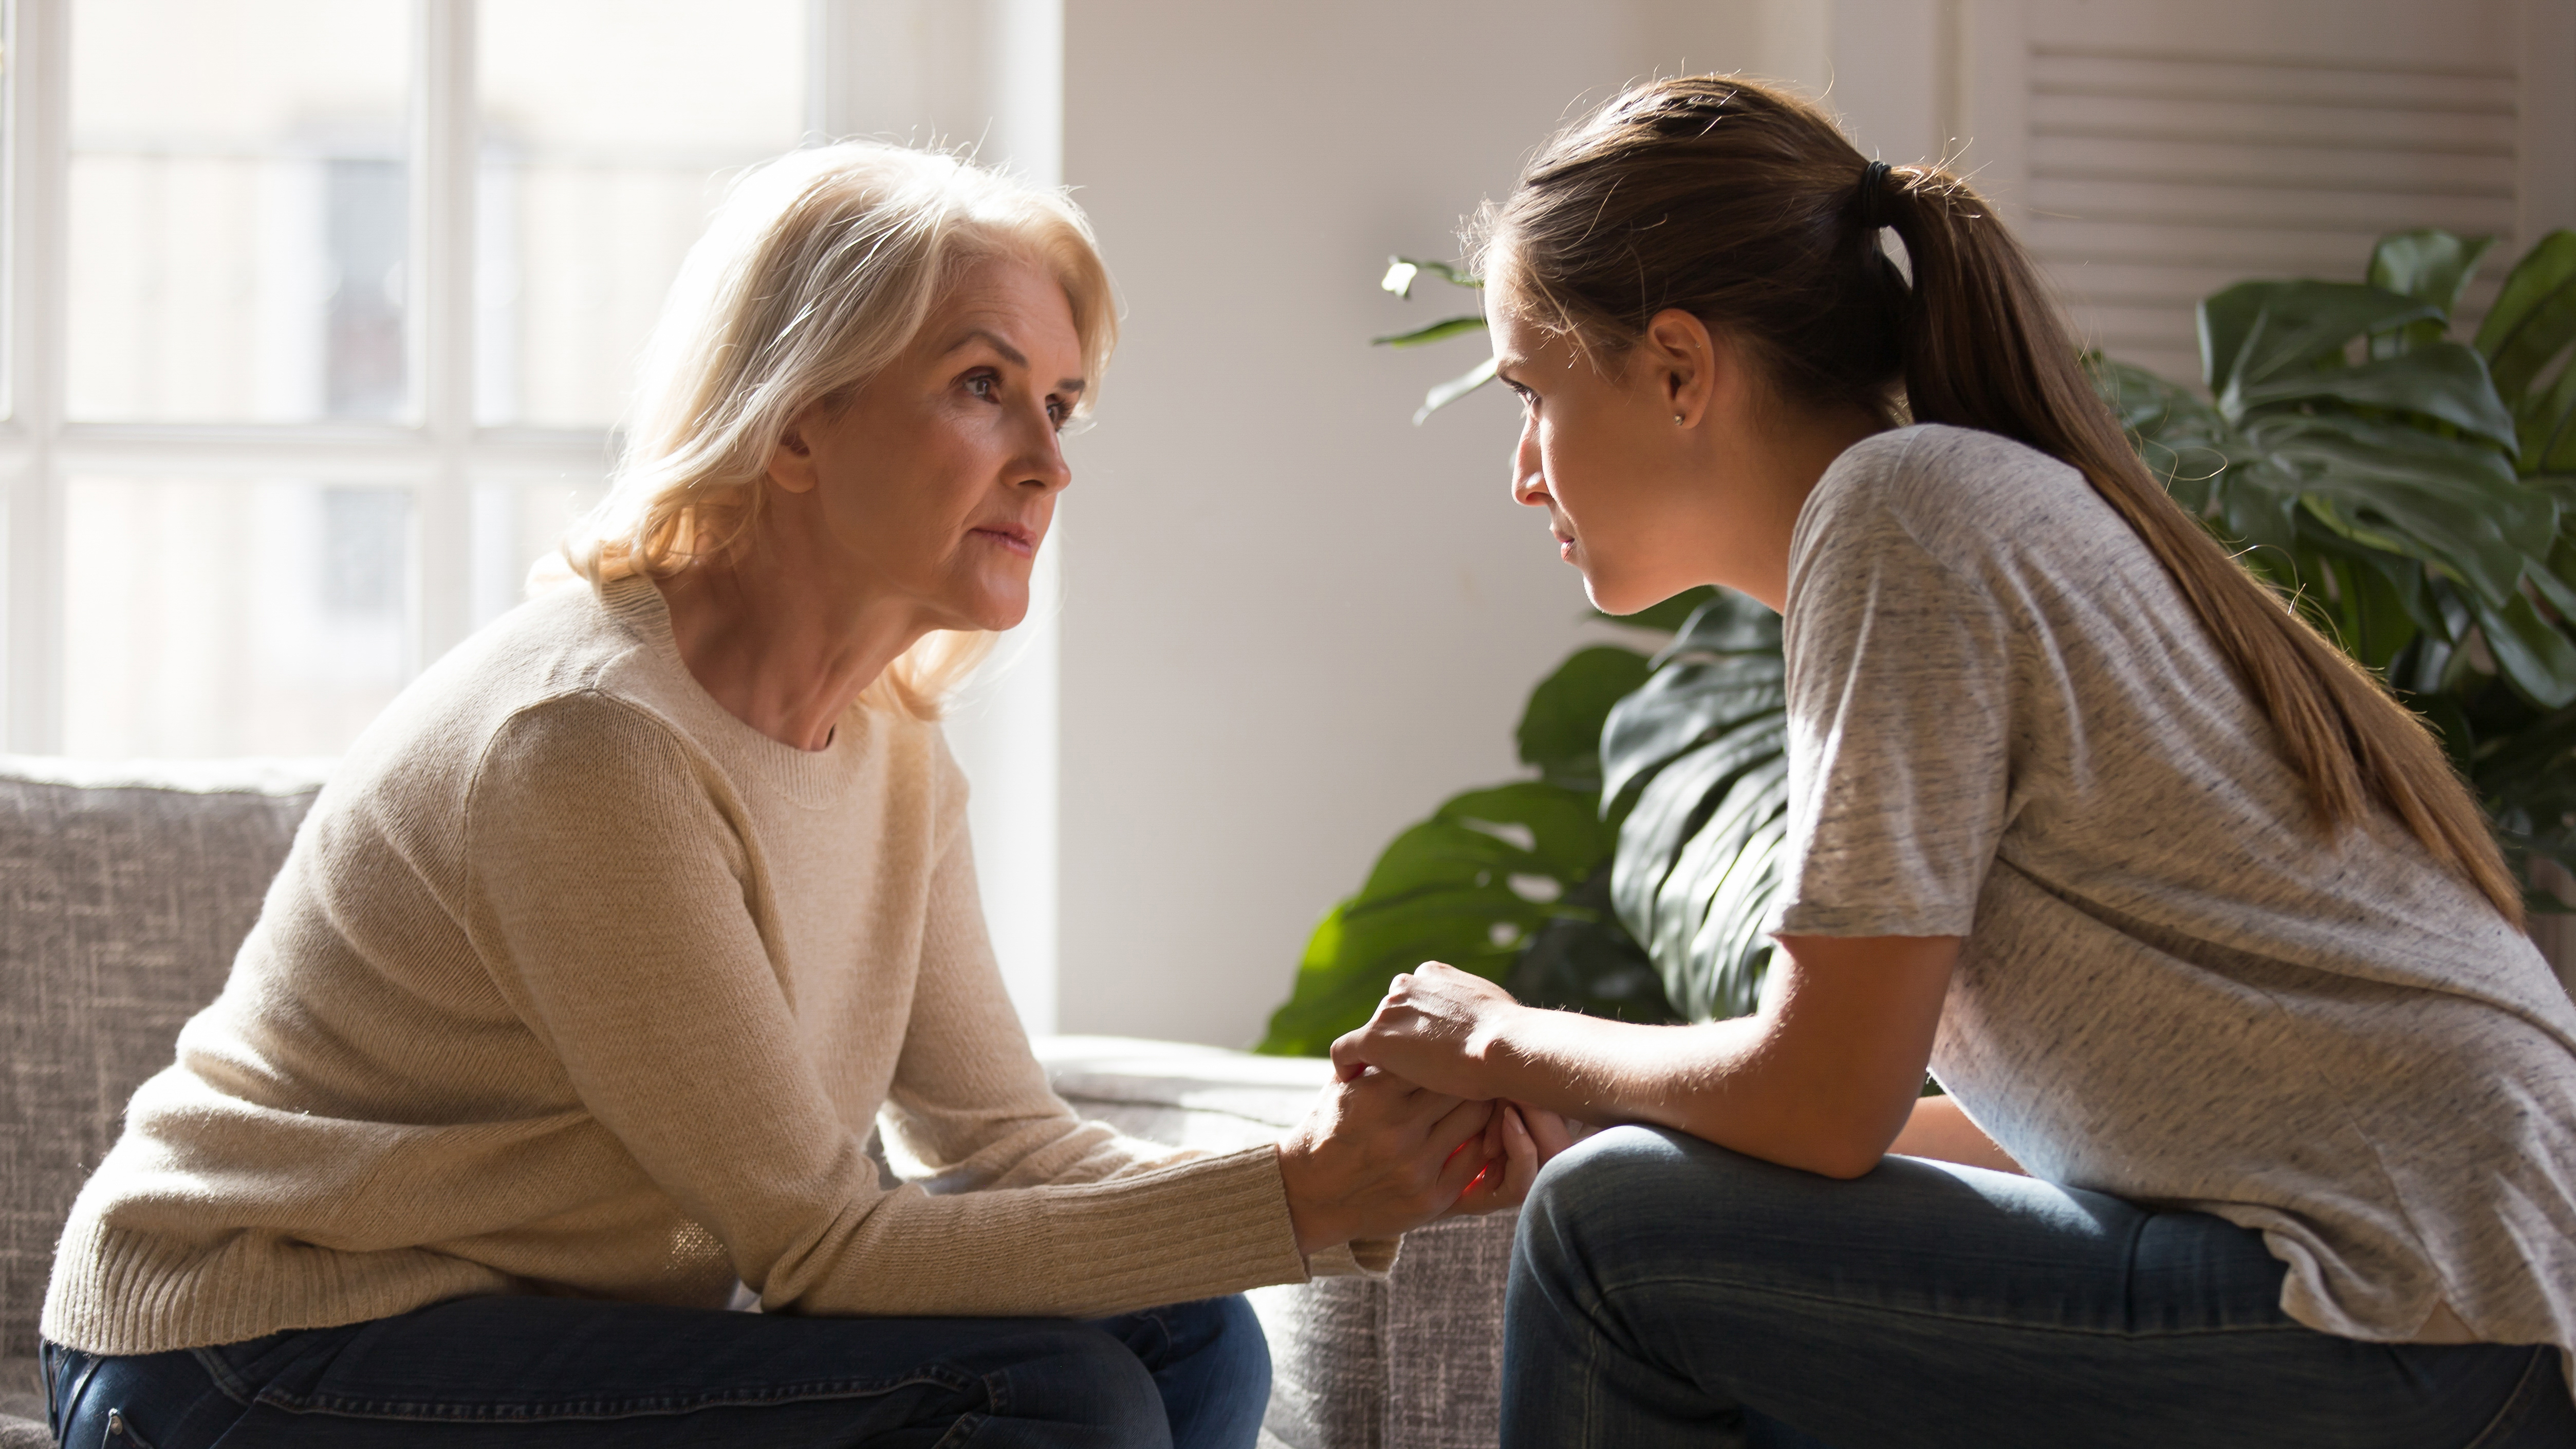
[1276,1067,1496,1255]
[1291,963,1580,1240]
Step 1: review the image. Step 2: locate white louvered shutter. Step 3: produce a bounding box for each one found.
[1962,0,2535,388]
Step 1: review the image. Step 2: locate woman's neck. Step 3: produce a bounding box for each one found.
[1701,404,1891,612]
[654,544,930,753]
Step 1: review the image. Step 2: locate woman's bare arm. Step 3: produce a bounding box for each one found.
[1888,1091,2023,1174]
[1329,934,1959,1181]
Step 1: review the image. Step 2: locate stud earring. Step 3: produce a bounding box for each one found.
[1674,413,1686,425]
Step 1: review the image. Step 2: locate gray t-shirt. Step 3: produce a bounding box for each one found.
[1772,423,2576,1364]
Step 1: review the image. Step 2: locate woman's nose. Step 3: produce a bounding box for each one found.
[1019,420,1073,493]
[1026,451,1070,493]
[1510,425,1545,507]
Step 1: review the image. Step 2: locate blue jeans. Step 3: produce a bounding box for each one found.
[1505,1126,2575,1449]
[44,1293,1268,1447]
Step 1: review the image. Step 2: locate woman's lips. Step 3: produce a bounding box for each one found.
[1554,531,1576,562]
[972,526,1036,558]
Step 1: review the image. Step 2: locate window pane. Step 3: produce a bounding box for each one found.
[66,0,412,423]
[64,477,415,756]
[478,0,807,429]
[0,0,11,421]
[470,477,606,630]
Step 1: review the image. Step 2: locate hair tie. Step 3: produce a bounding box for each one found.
[1856,160,1892,231]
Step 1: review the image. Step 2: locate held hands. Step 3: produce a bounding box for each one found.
[1276,963,1580,1255]
[1329,961,1523,1099]
[1274,1068,1494,1256]
[1441,1096,1577,1218]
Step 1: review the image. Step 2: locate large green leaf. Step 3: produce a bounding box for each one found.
[2312,546,2430,671]
[2202,281,2441,408]
[2099,355,2552,616]
[1517,645,1654,793]
[2517,356,2576,473]
[1255,780,1618,1055]
[2201,281,2515,449]
[1505,870,1679,1023]
[2471,590,2576,709]
[1622,746,1790,1020]
[2092,356,2245,518]
[2248,411,2550,604]
[2235,344,2517,453]
[2476,234,2576,552]
[1601,596,1785,807]
[2370,229,2497,317]
[1596,591,1793,1019]
[2367,229,2496,355]
[2475,230,2576,401]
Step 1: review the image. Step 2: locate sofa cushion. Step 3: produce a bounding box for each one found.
[0,757,326,1364]
[0,1353,43,1447]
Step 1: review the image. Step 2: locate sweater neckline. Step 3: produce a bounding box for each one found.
[595,573,873,808]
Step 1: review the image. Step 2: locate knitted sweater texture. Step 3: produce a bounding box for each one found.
[44,576,1341,1355]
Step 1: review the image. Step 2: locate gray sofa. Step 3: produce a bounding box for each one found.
[0,757,1514,1449]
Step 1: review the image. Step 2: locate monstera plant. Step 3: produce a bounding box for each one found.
[2098,228,2576,899]
[1256,229,2576,1056]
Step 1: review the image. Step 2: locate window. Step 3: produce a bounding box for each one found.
[4,0,812,755]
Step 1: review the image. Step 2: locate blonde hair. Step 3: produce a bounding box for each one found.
[561,141,1119,719]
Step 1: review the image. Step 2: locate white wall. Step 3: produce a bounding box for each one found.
[1050,0,1834,1047]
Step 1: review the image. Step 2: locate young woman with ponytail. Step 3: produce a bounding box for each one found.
[1333,77,2576,1447]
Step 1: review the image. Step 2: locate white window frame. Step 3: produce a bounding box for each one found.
[0,0,911,755]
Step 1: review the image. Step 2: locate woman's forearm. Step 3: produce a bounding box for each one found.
[1338,939,1961,1179]
[1887,1091,2023,1174]
[1474,1006,1749,1135]
[1473,1005,1909,1178]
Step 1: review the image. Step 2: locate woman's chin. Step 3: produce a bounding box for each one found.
[947,590,1030,635]
[1581,575,1646,619]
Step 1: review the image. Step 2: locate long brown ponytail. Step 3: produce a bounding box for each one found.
[1475,75,2522,925]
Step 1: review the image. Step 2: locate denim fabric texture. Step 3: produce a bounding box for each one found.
[45,1292,1268,1448]
[1502,1126,2576,1449]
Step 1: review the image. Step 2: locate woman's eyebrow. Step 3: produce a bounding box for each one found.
[946,328,1028,367]
[946,327,1084,393]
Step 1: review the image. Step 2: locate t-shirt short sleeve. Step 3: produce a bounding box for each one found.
[1768,435,2019,939]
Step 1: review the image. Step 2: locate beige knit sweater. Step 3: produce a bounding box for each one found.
[45,575,1366,1357]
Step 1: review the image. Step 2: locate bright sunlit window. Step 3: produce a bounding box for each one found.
[3,0,814,755]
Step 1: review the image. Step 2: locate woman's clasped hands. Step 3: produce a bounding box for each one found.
[1274,963,1577,1257]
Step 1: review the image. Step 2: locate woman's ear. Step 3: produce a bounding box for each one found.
[765,406,823,495]
[1642,307,1719,429]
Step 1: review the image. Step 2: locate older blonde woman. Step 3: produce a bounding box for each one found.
[39,144,1553,1449]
